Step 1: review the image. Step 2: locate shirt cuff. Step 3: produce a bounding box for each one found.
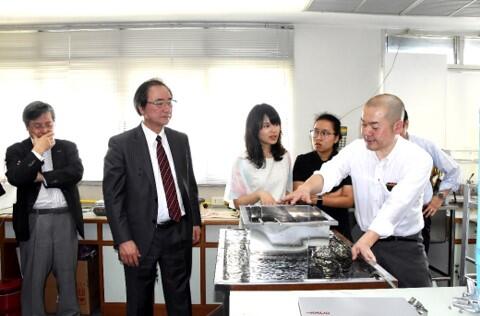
[31,150,44,161]
[368,219,394,239]
[438,182,458,193]
[315,170,332,195]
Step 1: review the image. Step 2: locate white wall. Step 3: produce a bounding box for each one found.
[446,71,480,151]
[384,53,447,146]
[293,25,478,184]
[293,25,383,157]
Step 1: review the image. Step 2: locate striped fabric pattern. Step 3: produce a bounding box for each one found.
[156,136,181,222]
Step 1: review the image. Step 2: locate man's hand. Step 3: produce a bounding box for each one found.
[351,241,377,263]
[118,240,141,267]
[282,185,312,205]
[423,195,443,217]
[351,230,379,263]
[35,172,44,183]
[309,194,320,205]
[192,225,201,245]
[32,132,55,154]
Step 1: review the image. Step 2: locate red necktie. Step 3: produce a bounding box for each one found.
[156,136,182,222]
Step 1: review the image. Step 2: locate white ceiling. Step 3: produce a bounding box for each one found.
[1,0,480,32]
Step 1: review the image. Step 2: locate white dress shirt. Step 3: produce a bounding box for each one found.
[141,123,186,223]
[31,147,68,209]
[316,136,433,238]
[408,134,461,204]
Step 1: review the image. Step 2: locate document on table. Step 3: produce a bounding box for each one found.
[298,297,418,316]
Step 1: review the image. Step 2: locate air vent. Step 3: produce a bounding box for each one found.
[305,0,480,17]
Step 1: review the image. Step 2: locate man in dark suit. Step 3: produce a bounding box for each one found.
[103,78,201,316]
[5,101,84,316]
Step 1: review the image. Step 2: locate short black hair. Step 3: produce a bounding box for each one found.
[245,103,286,168]
[22,101,55,127]
[133,78,172,115]
[404,109,409,122]
[314,112,342,151]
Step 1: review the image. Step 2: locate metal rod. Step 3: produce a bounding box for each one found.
[0,21,295,32]
[459,183,472,286]
[449,0,479,16]
[449,208,456,286]
[399,0,425,15]
[353,0,368,13]
[431,276,453,281]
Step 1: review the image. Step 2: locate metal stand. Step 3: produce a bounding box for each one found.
[459,183,476,286]
[452,275,480,313]
[429,207,456,286]
[453,182,480,312]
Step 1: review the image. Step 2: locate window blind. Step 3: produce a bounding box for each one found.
[0,25,294,183]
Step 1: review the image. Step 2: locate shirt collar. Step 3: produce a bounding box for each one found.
[141,122,166,145]
[382,134,403,162]
[366,134,403,163]
[316,150,337,163]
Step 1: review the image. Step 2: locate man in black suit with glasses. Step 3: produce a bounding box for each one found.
[103,78,201,316]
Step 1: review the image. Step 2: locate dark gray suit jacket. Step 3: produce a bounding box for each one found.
[103,125,201,257]
[5,138,84,241]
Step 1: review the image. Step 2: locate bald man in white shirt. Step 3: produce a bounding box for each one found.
[284,94,433,288]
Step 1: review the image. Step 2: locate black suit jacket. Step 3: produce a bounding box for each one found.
[103,125,201,256]
[5,138,84,241]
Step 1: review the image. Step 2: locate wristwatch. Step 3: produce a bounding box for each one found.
[316,195,323,209]
[436,192,445,199]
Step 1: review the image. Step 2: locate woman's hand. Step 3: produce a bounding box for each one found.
[257,191,277,205]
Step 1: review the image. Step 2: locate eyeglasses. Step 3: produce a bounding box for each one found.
[30,122,54,130]
[309,129,335,138]
[146,99,177,107]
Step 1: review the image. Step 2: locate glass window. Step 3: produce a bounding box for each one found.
[464,38,480,65]
[0,27,294,183]
[387,35,455,64]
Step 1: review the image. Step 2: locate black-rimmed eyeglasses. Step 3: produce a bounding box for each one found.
[309,129,335,138]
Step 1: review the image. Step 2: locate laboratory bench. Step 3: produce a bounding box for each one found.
[1,201,477,315]
[229,286,468,316]
[0,206,239,316]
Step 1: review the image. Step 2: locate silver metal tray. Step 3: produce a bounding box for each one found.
[239,205,338,246]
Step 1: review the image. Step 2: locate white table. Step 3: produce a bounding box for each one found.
[230,287,469,315]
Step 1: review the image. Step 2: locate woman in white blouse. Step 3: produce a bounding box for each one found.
[224,103,292,209]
